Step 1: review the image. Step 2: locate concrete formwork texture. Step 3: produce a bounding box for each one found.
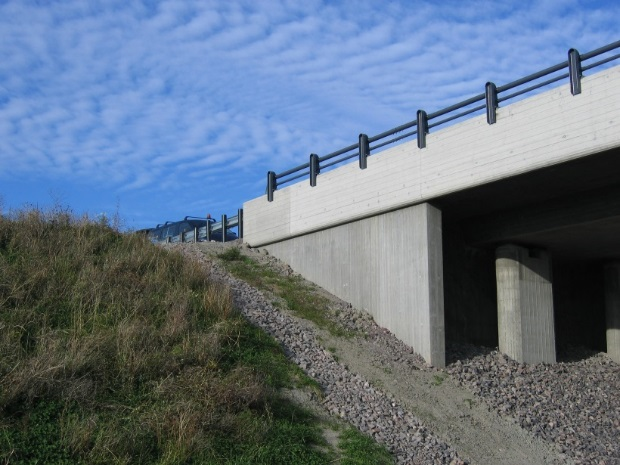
[264,203,446,368]
[496,245,556,364]
[604,263,620,363]
[243,65,620,365]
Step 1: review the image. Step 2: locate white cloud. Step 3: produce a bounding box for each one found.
[0,0,618,227]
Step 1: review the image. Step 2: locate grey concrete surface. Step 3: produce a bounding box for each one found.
[496,245,556,364]
[264,203,446,367]
[605,262,620,363]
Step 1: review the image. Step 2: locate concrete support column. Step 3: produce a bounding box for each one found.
[604,263,620,363]
[496,245,556,364]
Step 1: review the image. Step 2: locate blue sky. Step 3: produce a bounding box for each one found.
[1,0,618,230]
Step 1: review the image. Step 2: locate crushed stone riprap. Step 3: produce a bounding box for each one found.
[445,344,620,465]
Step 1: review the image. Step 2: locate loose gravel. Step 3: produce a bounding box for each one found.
[446,344,620,465]
[167,242,619,465]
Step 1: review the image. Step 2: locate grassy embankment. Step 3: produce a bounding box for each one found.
[0,208,392,464]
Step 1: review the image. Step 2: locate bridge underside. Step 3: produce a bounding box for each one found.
[439,146,620,364]
[260,147,620,367]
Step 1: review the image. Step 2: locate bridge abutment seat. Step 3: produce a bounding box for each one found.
[604,263,620,363]
[495,244,556,364]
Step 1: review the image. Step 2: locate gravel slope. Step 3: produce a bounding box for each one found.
[446,344,620,465]
[168,242,619,465]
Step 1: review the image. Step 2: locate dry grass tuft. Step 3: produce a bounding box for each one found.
[0,207,329,464]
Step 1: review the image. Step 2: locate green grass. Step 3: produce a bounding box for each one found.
[217,250,355,338]
[432,374,447,386]
[0,207,334,464]
[337,428,394,465]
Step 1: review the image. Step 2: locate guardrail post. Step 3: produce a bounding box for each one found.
[206,219,212,242]
[237,208,244,239]
[193,227,198,243]
[485,82,498,124]
[180,230,185,243]
[221,214,228,243]
[568,48,582,95]
[358,134,369,169]
[417,110,428,149]
[309,153,320,186]
[267,171,276,202]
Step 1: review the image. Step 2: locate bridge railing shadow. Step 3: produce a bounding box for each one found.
[266,40,620,202]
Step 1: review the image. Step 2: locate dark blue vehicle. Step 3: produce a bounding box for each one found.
[147,216,238,243]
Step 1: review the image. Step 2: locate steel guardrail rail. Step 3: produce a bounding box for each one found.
[265,40,620,201]
[161,209,243,244]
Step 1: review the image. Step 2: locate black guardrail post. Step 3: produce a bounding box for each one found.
[309,153,320,186]
[237,208,244,239]
[206,219,212,242]
[417,110,428,148]
[358,134,369,169]
[221,214,227,243]
[267,171,276,202]
[485,82,498,124]
[568,48,582,95]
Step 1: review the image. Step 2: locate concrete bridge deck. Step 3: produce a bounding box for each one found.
[243,64,620,367]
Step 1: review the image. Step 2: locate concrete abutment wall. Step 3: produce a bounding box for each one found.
[254,208,617,365]
[442,226,498,348]
[262,203,446,367]
[552,261,606,353]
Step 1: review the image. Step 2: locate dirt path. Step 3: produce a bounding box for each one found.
[317,330,565,465]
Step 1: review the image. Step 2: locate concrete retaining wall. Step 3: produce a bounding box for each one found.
[263,203,445,367]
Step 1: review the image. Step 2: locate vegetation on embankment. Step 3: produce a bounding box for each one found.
[217,247,355,339]
[0,208,341,464]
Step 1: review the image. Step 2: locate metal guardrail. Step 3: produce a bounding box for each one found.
[161,209,243,244]
[266,40,620,201]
